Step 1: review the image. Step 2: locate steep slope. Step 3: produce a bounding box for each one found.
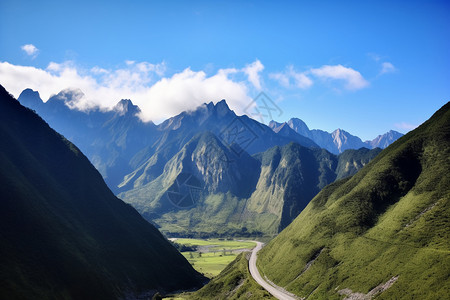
[17,89,158,192]
[0,85,205,299]
[118,100,318,192]
[336,147,382,179]
[257,102,450,299]
[245,143,337,232]
[119,132,262,236]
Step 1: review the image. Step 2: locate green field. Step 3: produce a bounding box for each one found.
[174,238,256,278]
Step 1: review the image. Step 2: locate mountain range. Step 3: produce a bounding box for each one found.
[0,85,205,299]
[17,88,400,236]
[269,118,403,154]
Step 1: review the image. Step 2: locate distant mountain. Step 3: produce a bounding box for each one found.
[258,102,450,298]
[368,129,404,148]
[119,131,381,236]
[269,118,403,154]
[0,85,205,299]
[18,90,318,194]
[118,100,319,193]
[18,88,158,192]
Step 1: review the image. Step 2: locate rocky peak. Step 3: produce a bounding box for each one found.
[114,99,141,116]
[287,118,310,136]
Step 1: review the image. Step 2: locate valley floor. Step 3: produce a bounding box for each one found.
[172,238,257,278]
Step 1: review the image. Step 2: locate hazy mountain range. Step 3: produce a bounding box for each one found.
[17,88,395,236]
[269,118,403,154]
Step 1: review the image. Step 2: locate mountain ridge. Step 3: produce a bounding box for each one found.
[269,117,403,154]
[0,85,205,299]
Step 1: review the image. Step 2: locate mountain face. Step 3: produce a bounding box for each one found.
[258,102,450,299]
[17,88,382,236]
[119,131,381,236]
[369,129,404,148]
[18,90,317,194]
[269,118,403,154]
[17,88,158,192]
[0,85,205,299]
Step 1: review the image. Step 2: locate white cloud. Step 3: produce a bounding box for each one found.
[21,44,39,58]
[380,62,396,74]
[269,65,313,89]
[309,64,369,90]
[242,59,264,90]
[394,122,417,131]
[0,60,255,122]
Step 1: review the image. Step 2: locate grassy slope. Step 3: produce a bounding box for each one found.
[0,85,205,299]
[185,253,275,300]
[257,102,450,299]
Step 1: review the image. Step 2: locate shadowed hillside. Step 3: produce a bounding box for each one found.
[0,85,205,299]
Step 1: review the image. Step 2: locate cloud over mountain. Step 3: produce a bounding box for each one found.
[0,60,254,122]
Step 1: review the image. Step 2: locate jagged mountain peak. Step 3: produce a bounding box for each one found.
[18,88,43,109]
[19,88,42,100]
[274,122,292,134]
[287,117,310,135]
[202,99,233,116]
[114,99,141,116]
[49,88,85,103]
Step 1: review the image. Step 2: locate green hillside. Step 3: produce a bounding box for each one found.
[0,85,205,299]
[257,102,450,299]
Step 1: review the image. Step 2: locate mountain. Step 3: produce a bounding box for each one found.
[17,88,381,236]
[117,100,319,191]
[369,129,404,148]
[18,90,318,194]
[257,102,450,298]
[0,85,205,299]
[119,131,381,236]
[18,88,158,192]
[269,118,403,154]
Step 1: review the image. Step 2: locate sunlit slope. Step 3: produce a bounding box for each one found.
[257,102,450,299]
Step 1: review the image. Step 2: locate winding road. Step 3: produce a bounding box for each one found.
[249,242,298,300]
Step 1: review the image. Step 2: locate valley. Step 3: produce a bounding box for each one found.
[172,238,257,278]
[1,2,448,299]
[1,82,448,299]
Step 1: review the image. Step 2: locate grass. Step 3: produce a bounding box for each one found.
[176,238,256,250]
[174,238,256,278]
[182,252,238,278]
[256,102,450,299]
[183,253,275,300]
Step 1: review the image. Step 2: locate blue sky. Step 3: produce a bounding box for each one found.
[0,0,449,140]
